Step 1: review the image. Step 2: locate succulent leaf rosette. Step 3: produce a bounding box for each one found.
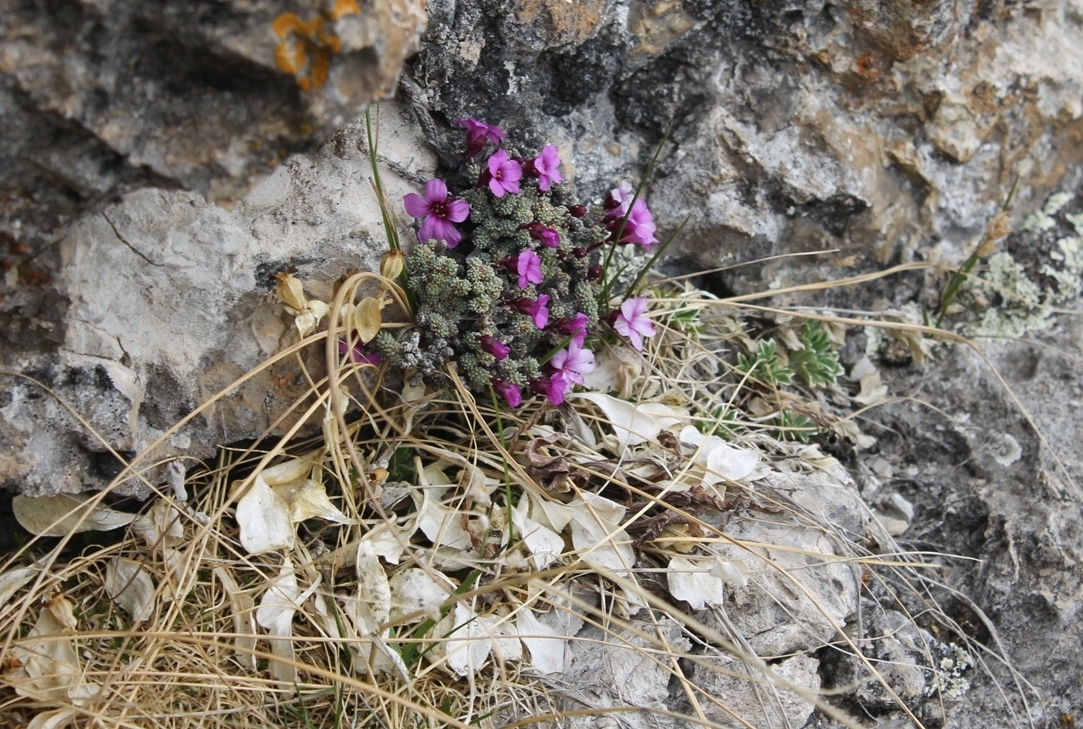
[377,119,659,407]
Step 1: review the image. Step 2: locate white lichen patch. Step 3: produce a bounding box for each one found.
[928,643,975,699]
[963,190,1083,339]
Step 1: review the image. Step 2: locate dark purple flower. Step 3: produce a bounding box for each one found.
[550,342,596,387]
[555,312,590,348]
[613,296,657,351]
[486,150,522,198]
[525,222,561,248]
[516,250,544,288]
[480,335,511,360]
[404,179,471,247]
[533,145,563,191]
[567,204,588,218]
[455,118,506,160]
[493,379,523,408]
[338,339,384,366]
[511,294,550,329]
[587,264,603,281]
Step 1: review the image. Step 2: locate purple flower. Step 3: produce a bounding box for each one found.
[550,342,596,387]
[533,145,563,191]
[480,335,511,360]
[338,339,384,366]
[456,118,506,160]
[555,313,589,347]
[493,379,523,408]
[511,294,550,328]
[535,372,571,406]
[536,225,561,248]
[613,296,657,351]
[604,181,635,217]
[404,179,471,247]
[516,250,544,288]
[619,199,658,247]
[486,150,522,198]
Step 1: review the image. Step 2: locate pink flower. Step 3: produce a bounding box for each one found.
[550,342,596,386]
[555,313,589,347]
[604,181,635,217]
[619,199,658,247]
[511,294,550,328]
[613,296,657,351]
[516,250,543,288]
[480,335,511,360]
[487,150,522,197]
[404,179,471,247]
[533,145,563,191]
[455,118,506,160]
[535,372,571,406]
[493,379,523,408]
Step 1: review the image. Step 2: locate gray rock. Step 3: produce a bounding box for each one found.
[1,102,433,496]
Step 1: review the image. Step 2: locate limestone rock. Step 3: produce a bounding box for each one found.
[0,0,425,246]
[405,0,1083,294]
[0,102,433,496]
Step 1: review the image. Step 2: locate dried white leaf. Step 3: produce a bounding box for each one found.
[295,300,330,337]
[516,609,564,675]
[345,542,391,636]
[415,492,472,551]
[214,567,256,668]
[361,521,412,565]
[573,393,688,449]
[431,603,492,677]
[256,559,319,684]
[13,599,99,705]
[678,425,760,483]
[105,558,156,622]
[528,494,575,533]
[132,498,185,548]
[236,474,295,555]
[272,479,354,525]
[0,563,40,610]
[13,494,136,537]
[261,458,312,486]
[567,493,636,573]
[388,568,454,622]
[27,709,76,729]
[480,614,522,663]
[668,556,732,609]
[512,510,565,570]
[581,345,642,399]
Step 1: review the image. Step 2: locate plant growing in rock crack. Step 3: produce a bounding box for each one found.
[369,118,661,407]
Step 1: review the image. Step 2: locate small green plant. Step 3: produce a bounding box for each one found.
[737,339,793,387]
[789,321,844,387]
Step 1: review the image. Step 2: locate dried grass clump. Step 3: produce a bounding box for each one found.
[1,264,1040,728]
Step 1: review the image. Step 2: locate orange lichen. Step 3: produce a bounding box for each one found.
[272,3,356,91]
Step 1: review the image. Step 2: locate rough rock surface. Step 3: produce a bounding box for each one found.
[1,103,432,496]
[1,0,426,243]
[405,0,1083,293]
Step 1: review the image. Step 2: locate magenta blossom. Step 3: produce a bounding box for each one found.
[533,145,563,191]
[456,118,506,160]
[404,179,471,247]
[619,199,658,246]
[613,296,657,351]
[338,339,384,366]
[511,294,550,328]
[604,181,635,217]
[493,379,523,408]
[550,342,596,386]
[555,313,589,347]
[534,372,571,406]
[480,335,511,360]
[486,149,522,197]
[516,250,544,288]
